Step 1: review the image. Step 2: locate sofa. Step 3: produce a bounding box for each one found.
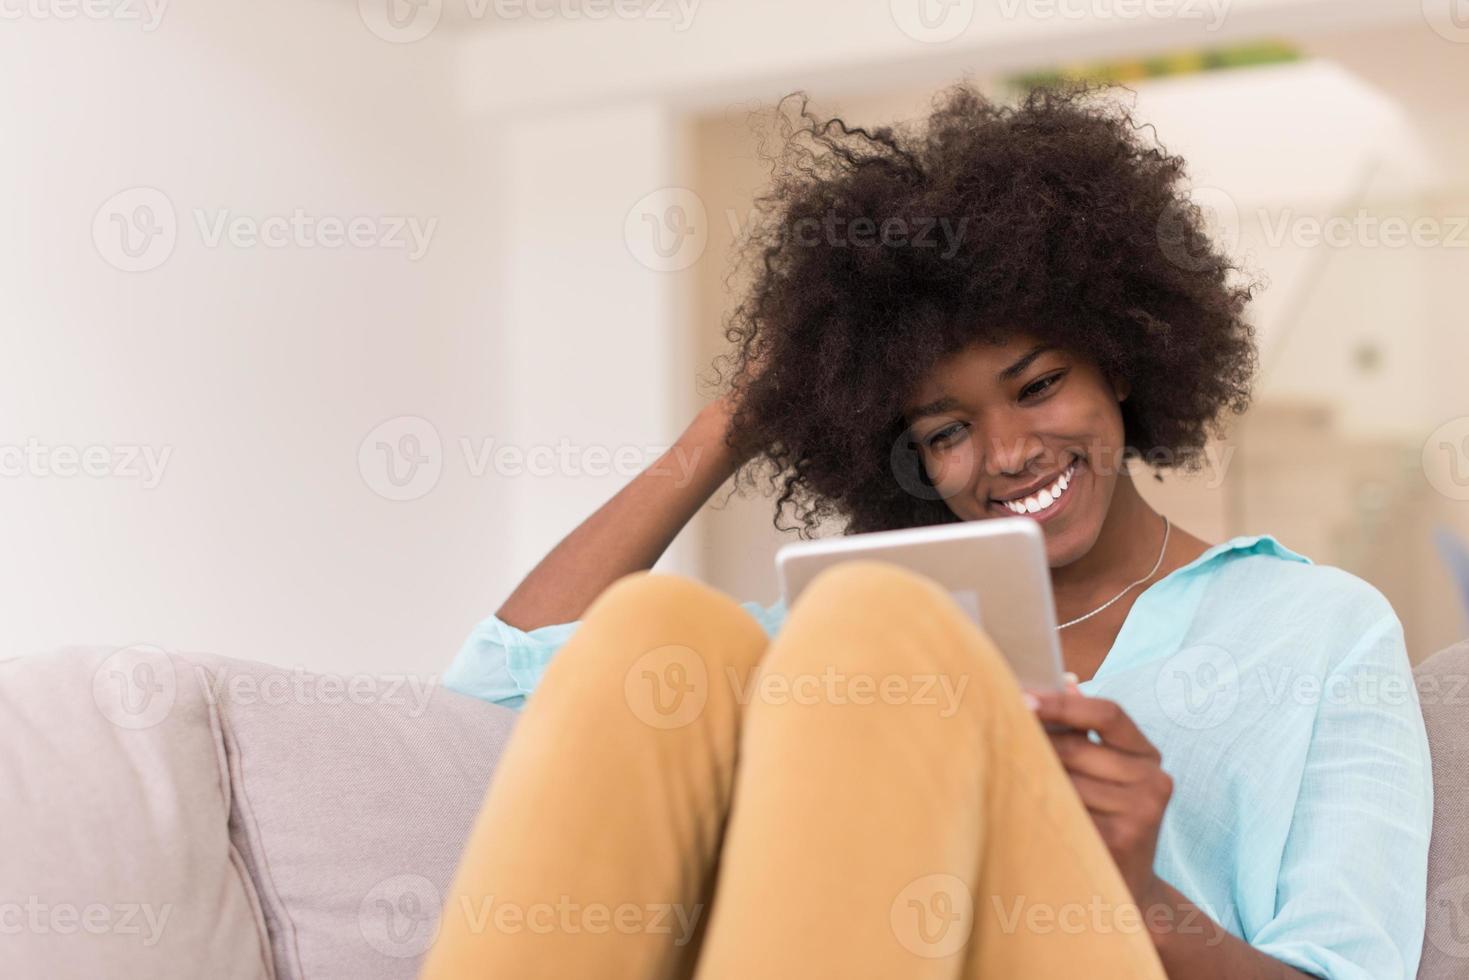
[1,641,1465,979]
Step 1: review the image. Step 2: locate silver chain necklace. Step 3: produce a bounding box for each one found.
[1055,515,1171,631]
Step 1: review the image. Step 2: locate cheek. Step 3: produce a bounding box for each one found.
[924,443,978,498]
[1050,389,1126,451]
[1078,400,1128,461]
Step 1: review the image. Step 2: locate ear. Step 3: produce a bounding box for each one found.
[1110,373,1131,403]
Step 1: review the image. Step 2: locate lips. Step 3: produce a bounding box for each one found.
[993,455,1087,505]
[990,454,1082,520]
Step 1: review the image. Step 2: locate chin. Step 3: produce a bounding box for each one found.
[1040,522,1095,568]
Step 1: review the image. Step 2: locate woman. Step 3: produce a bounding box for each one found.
[423,84,1431,979]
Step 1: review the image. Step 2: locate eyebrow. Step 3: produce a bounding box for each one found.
[905,394,963,422]
[997,344,1054,381]
[905,345,1056,421]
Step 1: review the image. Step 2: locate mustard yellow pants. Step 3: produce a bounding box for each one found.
[419,561,1169,979]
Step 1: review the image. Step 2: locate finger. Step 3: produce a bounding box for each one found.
[1021,676,1077,723]
[1031,691,1158,759]
[1023,672,1079,697]
[1047,732,1156,784]
[1065,771,1135,814]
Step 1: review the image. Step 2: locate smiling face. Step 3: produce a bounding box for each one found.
[902,334,1131,567]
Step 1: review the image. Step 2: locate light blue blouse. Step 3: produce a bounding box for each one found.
[445,534,1433,980]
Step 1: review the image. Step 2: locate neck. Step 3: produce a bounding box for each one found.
[1050,466,1161,606]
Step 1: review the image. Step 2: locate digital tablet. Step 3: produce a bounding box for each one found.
[775,517,1066,692]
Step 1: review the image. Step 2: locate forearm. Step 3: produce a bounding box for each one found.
[494,401,745,630]
[1143,879,1317,980]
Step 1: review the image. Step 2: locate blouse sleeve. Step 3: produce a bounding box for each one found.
[1248,612,1434,980]
[443,595,788,711]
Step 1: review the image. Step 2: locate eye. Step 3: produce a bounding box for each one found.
[924,423,965,449]
[1020,370,1066,401]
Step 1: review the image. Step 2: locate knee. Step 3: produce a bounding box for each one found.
[527,571,772,737]
[767,559,1010,682]
[799,559,955,618]
[567,570,769,684]
[587,570,753,635]
[589,569,718,617]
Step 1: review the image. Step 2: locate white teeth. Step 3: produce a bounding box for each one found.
[999,462,1076,517]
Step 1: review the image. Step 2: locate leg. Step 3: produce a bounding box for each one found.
[419,571,769,980]
[690,560,1168,979]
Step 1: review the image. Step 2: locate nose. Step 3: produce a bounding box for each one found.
[983,410,1045,479]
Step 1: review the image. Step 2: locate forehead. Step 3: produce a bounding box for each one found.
[903,334,1045,416]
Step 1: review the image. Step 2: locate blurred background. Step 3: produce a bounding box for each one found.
[4,0,1468,674]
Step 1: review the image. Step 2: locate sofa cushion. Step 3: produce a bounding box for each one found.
[194,652,516,980]
[1414,641,1469,980]
[0,646,274,980]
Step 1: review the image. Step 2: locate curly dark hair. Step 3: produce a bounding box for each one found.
[712,80,1259,537]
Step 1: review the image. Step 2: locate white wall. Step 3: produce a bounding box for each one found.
[494,101,703,584]
[0,1,510,673]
